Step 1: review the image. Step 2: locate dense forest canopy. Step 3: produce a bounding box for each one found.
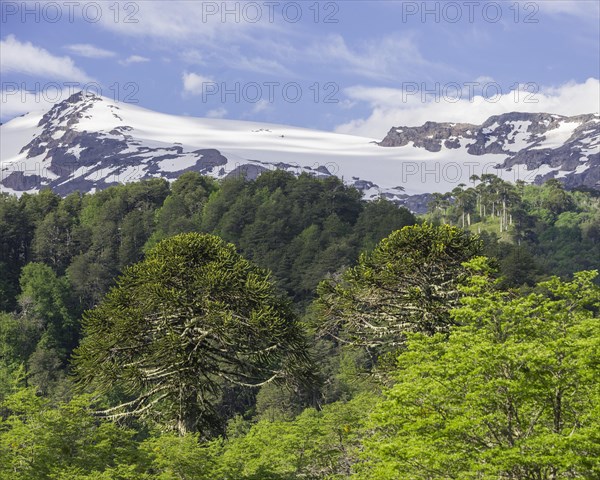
[0,171,598,479]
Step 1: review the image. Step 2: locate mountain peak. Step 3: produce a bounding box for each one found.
[36,90,106,130]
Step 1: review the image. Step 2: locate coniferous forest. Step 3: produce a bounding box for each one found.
[1,171,599,479]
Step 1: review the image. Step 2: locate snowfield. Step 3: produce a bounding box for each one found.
[1,94,598,197]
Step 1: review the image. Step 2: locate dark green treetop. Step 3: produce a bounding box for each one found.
[73,233,311,436]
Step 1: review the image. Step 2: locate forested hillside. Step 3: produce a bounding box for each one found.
[425,175,600,286]
[1,172,598,479]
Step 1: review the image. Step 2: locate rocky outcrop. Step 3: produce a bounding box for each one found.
[379,112,599,189]
[379,122,477,151]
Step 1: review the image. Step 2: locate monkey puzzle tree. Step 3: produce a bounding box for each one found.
[316,224,482,359]
[73,233,310,436]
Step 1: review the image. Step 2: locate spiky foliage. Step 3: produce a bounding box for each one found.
[317,224,482,357]
[73,233,310,435]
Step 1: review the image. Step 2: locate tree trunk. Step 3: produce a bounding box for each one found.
[554,387,562,433]
[176,390,198,436]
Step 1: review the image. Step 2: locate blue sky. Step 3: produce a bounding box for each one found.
[1,1,599,137]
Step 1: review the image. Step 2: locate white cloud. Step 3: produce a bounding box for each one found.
[251,99,271,114]
[65,44,116,58]
[181,47,290,76]
[0,35,92,82]
[96,3,442,82]
[305,33,454,82]
[97,1,277,42]
[228,55,292,77]
[180,49,206,65]
[336,78,600,138]
[180,46,291,77]
[95,1,297,78]
[182,72,214,96]
[536,0,600,18]
[206,107,227,119]
[119,55,151,66]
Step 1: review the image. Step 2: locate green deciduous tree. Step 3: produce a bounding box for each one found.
[73,233,310,436]
[219,393,377,479]
[358,266,600,479]
[0,389,141,480]
[137,432,221,480]
[14,263,78,395]
[18,263,78,350]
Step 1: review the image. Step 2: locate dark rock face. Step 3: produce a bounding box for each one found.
[379,121,478,150]
[378,112,599,189]
[353,179,377,190]
[394,193,434,215]
[1,172,45,191]
[542,162,600,189]
[225,164,268,181]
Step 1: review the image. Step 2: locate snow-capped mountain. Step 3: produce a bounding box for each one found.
[379,112,599,189]
[1,92,598,202]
